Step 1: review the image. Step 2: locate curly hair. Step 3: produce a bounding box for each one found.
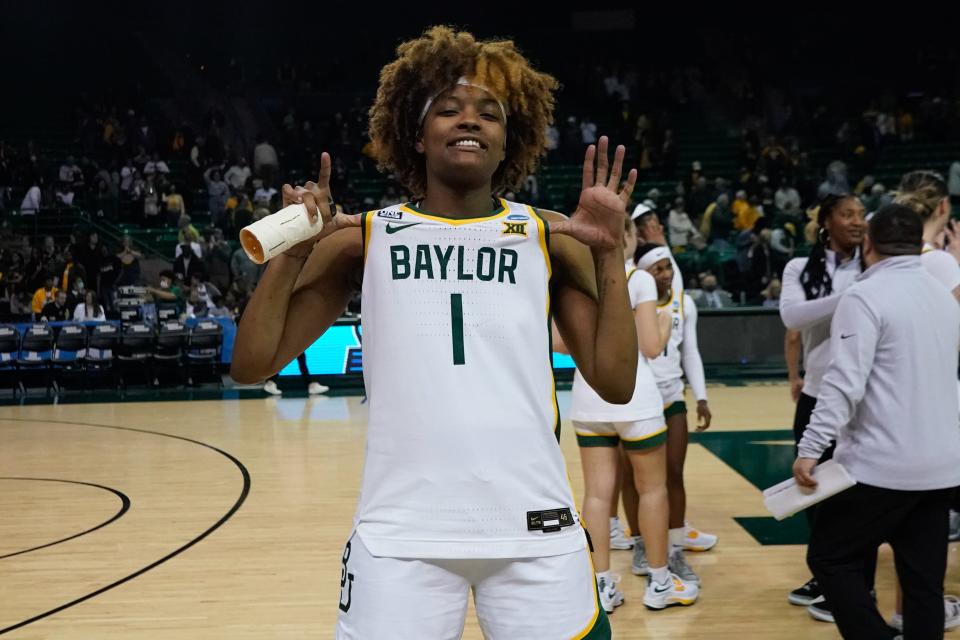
[368,26,559,198]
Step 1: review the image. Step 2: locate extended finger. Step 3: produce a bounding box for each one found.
[581,145,596,192]
[282,183,300,208]
[619,168,638,205]
[318,152,332,192]
[595,136,609,186]
[607,144,625,190]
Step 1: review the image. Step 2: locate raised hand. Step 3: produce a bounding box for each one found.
[280,152,360,258]
[550,136,638,249]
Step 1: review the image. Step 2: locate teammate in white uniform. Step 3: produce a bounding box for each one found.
[232,26,643,639]
[567,216,699,613]
[633,243,716,581]
[889,169,960,632]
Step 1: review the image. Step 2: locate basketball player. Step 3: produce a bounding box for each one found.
[632,242,713,586]
[567,216,699,613]
[232,26,642,639]
[886,170,960,633]
[779,194,868,622]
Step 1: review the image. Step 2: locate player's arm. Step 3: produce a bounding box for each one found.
[547,136,639,403]
[680,295,711,430]
[784,328,804,402]
[232,153,362,383]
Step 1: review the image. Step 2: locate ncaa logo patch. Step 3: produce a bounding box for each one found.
[377,210,403,220]
[507,214,529,221]
[502,221,528,237]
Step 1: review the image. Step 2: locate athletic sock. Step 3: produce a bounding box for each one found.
[596,570,612,583]
[650,566,669,585]
[669,527,685,547]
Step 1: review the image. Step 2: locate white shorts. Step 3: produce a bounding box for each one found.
[657,377,685,408]
[335,533,609,640]
[573,416,667,450]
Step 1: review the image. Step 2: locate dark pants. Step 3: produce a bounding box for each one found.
[268,353,312,384]
[808,483,951,640]
[792,392,836,526]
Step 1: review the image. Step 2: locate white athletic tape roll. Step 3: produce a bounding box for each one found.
[239,203,324,264]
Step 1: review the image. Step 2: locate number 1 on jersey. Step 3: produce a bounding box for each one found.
[450,293,465,365]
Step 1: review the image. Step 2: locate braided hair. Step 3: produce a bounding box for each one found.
[798,194,857,300]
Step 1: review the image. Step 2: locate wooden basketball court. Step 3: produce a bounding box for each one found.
[1,383,956,638]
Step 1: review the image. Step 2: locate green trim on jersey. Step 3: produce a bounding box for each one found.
[576,433,620,447]
[403,199,505,221]
[664,400,687,418]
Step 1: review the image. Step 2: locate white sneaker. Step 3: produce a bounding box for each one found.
[308,382,329,395]
[610,517,634,550]
[631,537,649,575]
[681,523,718,551]
[597,574,624,614]
[890,595,960,631]
[263,380,282,396]
[643,573,699,610]
[668,546,700,584]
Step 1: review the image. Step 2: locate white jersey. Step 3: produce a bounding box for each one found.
[649,286,685,383]
[921,243,960,292]
[355,199,584,560]
[570,268,663,421]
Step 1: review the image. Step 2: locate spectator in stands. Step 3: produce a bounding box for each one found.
[147,270,184,313]
[163,184,186,227]
[189,136,205,188]
[75,232,102,288]
[207,295,232,319]
[761,137,789,186]
[205,228,232,293]
[59,156,81,185]
[173,237,203,281]
[687,175,713,223]
[746,227,775,300]
[119,158,137,197]
[732,190,760,231]
[775,178,801,214]
[253,181,278,210]
[225,157,252,191]
[19,178,42,214]
[253,134,279,185]
[73,290,106,322]
[116,236,142,286]
[57,247,85,294]
[189,272,221,307]
[761,279,782,308]
[41,290,70,322]
[818,160,851,199]
[31,275,58,320]
[66,276,86,310]
[700,193,734,248]
[544,123,559,160]
[862,183,886,214]
[97,243,120,312]
[667,197,702,250]
[185,287,210,319]
[230,243,264,289]
[770,221,797,272]
[143,152,170,176]
[143,176,160,225]
[55,182,75,207]
[205,168,229,227]
[689,273,735,309]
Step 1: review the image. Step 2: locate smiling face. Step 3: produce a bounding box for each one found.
[415,84,507,193]
[825,196,867,252]
[646,258,674,298]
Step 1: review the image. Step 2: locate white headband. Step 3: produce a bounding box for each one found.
[418,76,508,127]
[630,202,652,220]
[636,246,672,271]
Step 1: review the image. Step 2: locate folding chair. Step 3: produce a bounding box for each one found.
[17,323,54,396]
[117,321,155,389]
[86,323,120,390]
[186,320,223,387]
[0,324,20,398]
[154,320,189,386]
[51,323,88,393]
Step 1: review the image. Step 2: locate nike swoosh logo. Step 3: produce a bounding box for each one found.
[840,334,855,340]
[386,222,422,234]
[653,584,671,594]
